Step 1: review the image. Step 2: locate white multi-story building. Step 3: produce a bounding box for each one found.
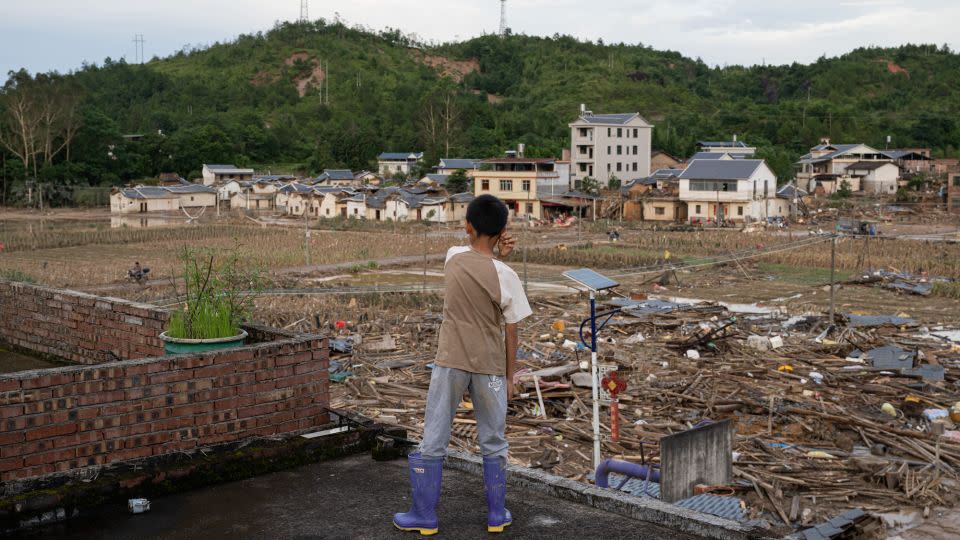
[569,107,653,187]
[678,159,787,224]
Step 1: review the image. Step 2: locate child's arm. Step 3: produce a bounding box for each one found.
[504,322,518,399]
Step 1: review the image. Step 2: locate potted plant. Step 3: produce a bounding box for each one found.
[160,246,263,354]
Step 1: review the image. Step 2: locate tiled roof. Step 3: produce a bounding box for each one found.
[846,160,895,171]
[679,159,765,180]
[320,169,355,180]
[117,186,179,199]
[164,184,217,194]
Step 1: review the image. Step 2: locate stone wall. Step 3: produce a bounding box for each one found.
[0,282,168,364]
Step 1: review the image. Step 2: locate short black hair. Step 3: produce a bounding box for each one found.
[466,194,509,237]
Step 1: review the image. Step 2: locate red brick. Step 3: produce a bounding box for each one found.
[25,422,77,441]
[0,457,24,473]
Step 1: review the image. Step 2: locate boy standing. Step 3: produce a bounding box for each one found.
[394,195,532,535]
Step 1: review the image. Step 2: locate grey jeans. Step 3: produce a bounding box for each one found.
[419,365,509,459]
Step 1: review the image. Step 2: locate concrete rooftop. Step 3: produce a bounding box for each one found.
[34,453,701,539]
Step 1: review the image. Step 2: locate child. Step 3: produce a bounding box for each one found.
[394,194,532,536]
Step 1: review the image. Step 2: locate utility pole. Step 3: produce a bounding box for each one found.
[522,219,528,295]
[422,225,427,294]
[829,235,836,326]
[299,0,309,22]
[304,208,311,266]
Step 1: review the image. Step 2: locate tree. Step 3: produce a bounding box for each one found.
[607,175,621,189]
[446,168,470,194]
[418,84,461,159]
[580,176,599,195]
[836,179,852,198]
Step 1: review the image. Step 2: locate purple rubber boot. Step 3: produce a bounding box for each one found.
[483,455,512,533]
[393,452,443,536]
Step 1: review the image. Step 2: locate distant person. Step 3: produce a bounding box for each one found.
[394,194,531,536]
[130,262,142,279]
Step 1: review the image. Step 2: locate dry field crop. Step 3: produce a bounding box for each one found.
[0,224,460,288]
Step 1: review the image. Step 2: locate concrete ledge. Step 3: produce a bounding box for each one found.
[445,450,772,540]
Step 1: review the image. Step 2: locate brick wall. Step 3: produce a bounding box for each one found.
[0,324,329,481]
[0,281,168,364]
[0,280,330,482]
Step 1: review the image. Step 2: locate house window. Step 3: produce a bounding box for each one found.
[326,208,330,215]
[633,146,637,155]
[633,128,638,137]
[354,208,358,215]
[654,206,665,216]
[521,180,531,191]
[737,206,743,216]
[526,203,534,214]
[616,163,622,172]
[690,180,738,192]
[953,176,960,187]
[500,180,513,191]
[695,204,702,214]
[617,145,622,155]
[481,179,490,191]
[607,146,611,155]
[190,196,194,201]
[579,163,587,172]
[617,128,622,137]
[607,164,611,172]
[607,128,611,136]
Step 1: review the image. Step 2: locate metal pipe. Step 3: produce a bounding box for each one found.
[595,459,661,488]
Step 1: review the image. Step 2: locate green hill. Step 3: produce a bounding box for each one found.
[2,19,959,205]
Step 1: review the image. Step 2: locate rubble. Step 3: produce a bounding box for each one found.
[325,289,960,534]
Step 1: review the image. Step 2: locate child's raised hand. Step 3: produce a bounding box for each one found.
[497,231,515,259]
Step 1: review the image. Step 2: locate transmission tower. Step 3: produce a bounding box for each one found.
[132,34,145,63]
[300,0,309,22]
[499,0,507,36]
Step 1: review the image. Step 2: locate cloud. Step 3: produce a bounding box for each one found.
[0,0,957,73]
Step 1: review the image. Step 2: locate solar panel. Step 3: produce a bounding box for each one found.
[562,268,619,291]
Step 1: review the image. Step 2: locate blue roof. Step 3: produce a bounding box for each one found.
[679,159,765,180]
[319,169,355,180]
[378,152,423,160]
[698,140,750,148]
[423,174,449,184]
[117,186,179,199]
[577,113,638,125]
[652,168,684,178]
[438,158,478,169]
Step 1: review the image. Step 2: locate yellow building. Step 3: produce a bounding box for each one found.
[472,157,566,220]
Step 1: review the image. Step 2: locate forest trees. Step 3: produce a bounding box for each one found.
[0,71,82,176]
[418,83,462,161]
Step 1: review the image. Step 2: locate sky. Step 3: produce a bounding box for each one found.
[2,0,959,75]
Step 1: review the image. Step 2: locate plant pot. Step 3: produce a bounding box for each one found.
[159,329,248,355]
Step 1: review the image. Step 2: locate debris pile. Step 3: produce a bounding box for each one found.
[327,292,960,533]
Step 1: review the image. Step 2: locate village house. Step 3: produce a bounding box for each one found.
[569,105,653,187]
[201,164,254,186]
[276,183,314,213]
[678,159,785,224]
[696,138,756,157]
[230,180,278,210]
[377,152,423,177]
[884,148,932,175]
[795,139,897,194]
[948,173,960,214]
[434,158,479,175]
[472,156,566,220]
[448,192,474,222]
[845,161,901,194]
[314,169,357,187]
[353,170,382,185]
[621,169,685,222]
[418,173,450,187]
[110,186,181,214]
[650,150,684,171]
[164,184,218,210]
